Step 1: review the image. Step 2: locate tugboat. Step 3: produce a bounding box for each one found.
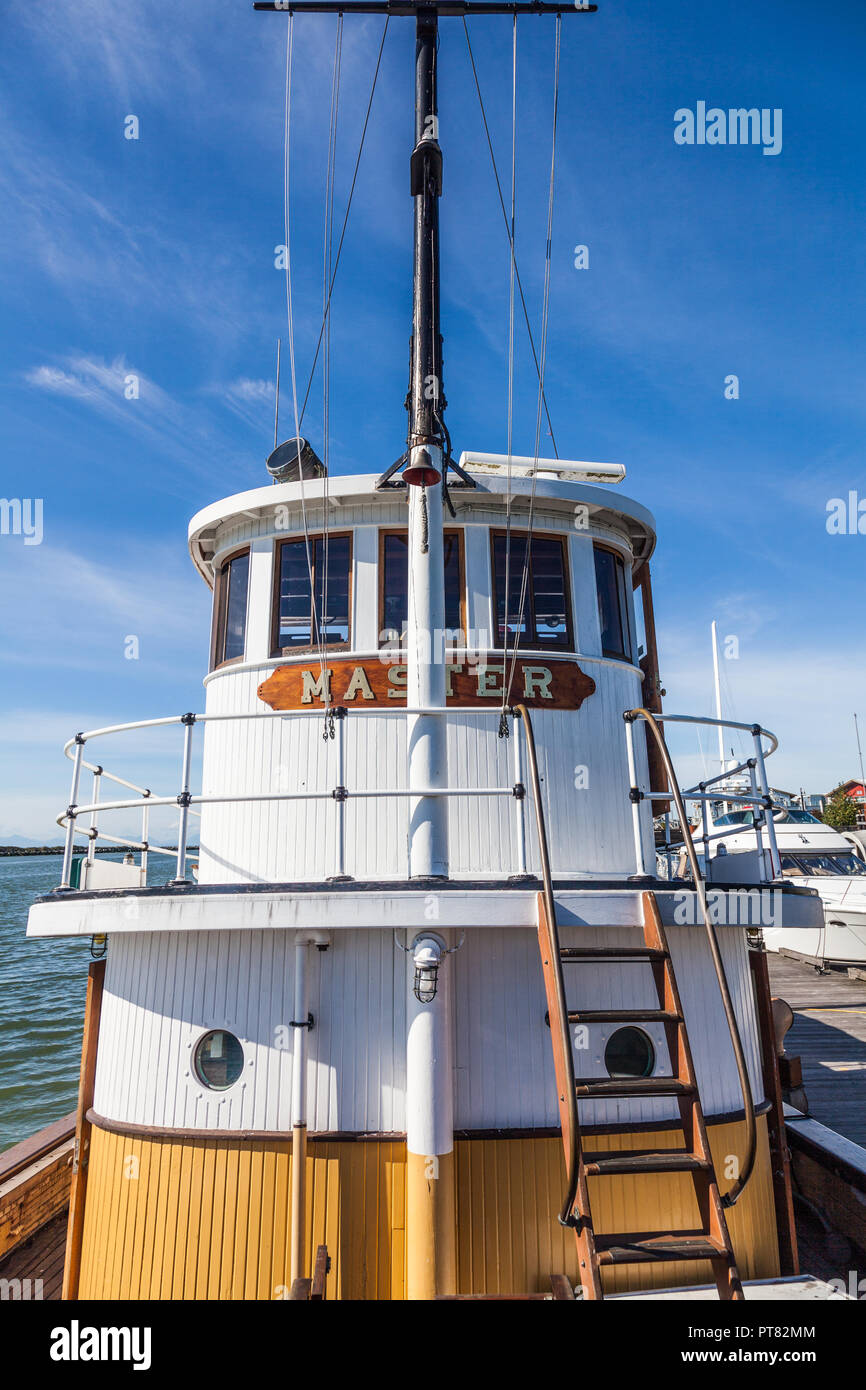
[21,1,829,1301]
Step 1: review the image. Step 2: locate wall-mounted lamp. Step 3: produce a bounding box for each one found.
[411,933,444,1003]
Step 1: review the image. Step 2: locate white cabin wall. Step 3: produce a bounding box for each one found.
[196,497,653,884]
[92,925,764,1135]
[196,661,648,882]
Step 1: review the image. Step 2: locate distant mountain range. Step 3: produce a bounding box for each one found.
[0,835,65,848]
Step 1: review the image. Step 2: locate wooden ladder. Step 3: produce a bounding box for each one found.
[538,889,744,1301]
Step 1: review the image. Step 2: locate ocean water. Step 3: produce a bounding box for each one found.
[0,852,169,1152]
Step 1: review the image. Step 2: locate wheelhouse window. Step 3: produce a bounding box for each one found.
[491,531,571,650]
[212,548,250,668]
[594,544,631,661]
[272,533,352,653]
[379,530,465,646]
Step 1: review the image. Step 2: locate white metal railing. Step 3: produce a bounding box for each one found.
[55,706,529,890]
[623,712,782,882]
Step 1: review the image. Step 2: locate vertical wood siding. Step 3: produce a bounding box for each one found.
[78,1118,778,1300]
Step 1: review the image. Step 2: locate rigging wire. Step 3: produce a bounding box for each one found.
[462,17,559,460]
[320,14,344,737]
[499,16,518,729]
[504,13,561,709]
[297,17,391,432]
[283,14,328,695]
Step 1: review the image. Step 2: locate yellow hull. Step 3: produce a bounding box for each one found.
[78,1116,779,1300]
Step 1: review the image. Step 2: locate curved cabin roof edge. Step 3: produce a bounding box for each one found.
[187,469,657,590]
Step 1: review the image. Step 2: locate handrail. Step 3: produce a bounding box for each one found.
[514,703,580,1227]
[625,710,782,883]
[625,707,757,1206]
[54,704,529,888]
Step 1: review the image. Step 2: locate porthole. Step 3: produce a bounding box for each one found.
[603,1027,655,1080]
[193,1030,244,1090]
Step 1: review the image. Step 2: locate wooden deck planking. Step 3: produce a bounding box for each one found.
[768,953,866,1148]
[0,1209,67,1300]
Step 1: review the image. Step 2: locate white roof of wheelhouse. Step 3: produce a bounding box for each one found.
[188,467,657,588]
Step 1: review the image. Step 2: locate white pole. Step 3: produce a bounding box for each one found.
[289,928,328,1286]
[855,713,866,825]
[60,738,85,889]
[406,932,455,1298]
[406,459,448,878]
[624,716,646,875]
[333,707,346,879]
[512,714,527,876]
[290,934,309,1284]
[86,771,101,869]
[753,729,782,879]
[711,620,726,774]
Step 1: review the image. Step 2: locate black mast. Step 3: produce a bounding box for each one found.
[409,6,442,454]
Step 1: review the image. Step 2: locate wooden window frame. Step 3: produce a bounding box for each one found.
[593,540,633,663]
[210,546,251,671]
[270,531,354,658]
[489,528,575,653]
[377,528,467,648]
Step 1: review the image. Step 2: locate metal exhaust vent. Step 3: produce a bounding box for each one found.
[266,437,326,483]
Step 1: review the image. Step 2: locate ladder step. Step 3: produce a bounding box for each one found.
[595,1233,728,1266]
[574,1077,695,1098]
[584,1151,710,1177]
[567,1009,681,1025]
[559,946,668,962]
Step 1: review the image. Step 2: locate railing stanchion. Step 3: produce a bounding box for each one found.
[332,707,347,880]
[171,715,196,885]
[663,808,673,879]
[699,782,712,880]
[748,759,766,883]
[59,736,85,890]
[752,726,781,879]
[512,711,527,876]
[86,770,101,871]
[141,793,151,885]
[623,714,646,876]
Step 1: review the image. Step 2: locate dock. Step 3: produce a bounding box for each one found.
[768,951,866,1147]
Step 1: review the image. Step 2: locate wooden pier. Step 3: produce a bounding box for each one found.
[768,952,866,1147]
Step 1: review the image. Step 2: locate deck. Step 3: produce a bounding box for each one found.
[0,1210,66,1300]
[768,951,866,1147]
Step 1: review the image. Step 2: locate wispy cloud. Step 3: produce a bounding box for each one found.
[212,376,276,434]
[0,532,209,676]
[20,353,255,497]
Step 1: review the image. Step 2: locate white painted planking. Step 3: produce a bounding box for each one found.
[93,924,762,1134]
[195,655,650,884]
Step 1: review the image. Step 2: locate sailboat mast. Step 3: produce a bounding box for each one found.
[711,620,726,774]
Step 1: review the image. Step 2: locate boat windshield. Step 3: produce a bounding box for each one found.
[779,852,866,878]
[714,807,824,829]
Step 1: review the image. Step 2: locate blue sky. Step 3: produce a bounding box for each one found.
[1,0,864,840]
